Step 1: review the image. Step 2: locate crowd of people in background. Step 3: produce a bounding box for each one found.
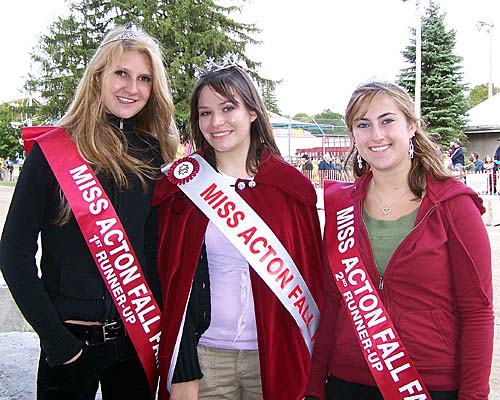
[297,152,352,187]
[445,138,499,194]
[295,136,500,193]
[0,152,25,181]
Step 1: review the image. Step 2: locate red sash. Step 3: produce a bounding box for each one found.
[324,180,430,400]
[23,126,161,396]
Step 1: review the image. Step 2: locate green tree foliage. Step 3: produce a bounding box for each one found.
[293,113,313,123]
[0,103,25,159]
[398,0,469,146]
[312,109,346,135]
[261,79,280,114]
[290,109,347,137]
[26,0,111,121]
[468,83,500,108]
[313,109,343,122]
[25,0,276,137]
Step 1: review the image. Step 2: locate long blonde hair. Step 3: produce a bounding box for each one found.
[344,81,451,199]
[56,25,179,222]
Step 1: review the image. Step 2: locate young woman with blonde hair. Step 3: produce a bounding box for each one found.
[0,25,178,399]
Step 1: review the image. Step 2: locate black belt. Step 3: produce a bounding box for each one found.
[64,320,127,345]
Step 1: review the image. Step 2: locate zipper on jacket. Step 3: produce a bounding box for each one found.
[119,118,123,130]
[379,276,384,290]
[409,202,439,233]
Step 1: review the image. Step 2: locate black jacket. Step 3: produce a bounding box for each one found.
[172,243,211,383]
[0,118,162,366]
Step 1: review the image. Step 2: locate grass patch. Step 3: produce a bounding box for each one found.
[0,181,17,187]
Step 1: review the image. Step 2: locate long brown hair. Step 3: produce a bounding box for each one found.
[189,66,280,174]
[344,81,451,199]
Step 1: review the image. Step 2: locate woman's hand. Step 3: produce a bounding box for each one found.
[170,380,199,400]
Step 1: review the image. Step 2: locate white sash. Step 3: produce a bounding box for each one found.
[163,154,320,355]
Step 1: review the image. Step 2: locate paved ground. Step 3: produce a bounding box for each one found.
[0,184,498,399]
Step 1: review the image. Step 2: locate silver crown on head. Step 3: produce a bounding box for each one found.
[196,54,239,75]
[99,27,156,49]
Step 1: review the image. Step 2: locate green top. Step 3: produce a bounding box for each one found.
[363,207,419,276]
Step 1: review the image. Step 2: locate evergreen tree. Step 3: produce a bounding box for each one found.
[261,80,280,114]
[26,0,112,121]
[25,0,274,136]
[398,0,469,146]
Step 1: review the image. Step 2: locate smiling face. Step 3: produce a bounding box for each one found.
[100,49,153,119]
[197,85,257,159]
[352,93,415,175]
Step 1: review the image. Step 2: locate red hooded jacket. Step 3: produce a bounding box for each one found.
[306,173,494,400]
[153,150,325,399]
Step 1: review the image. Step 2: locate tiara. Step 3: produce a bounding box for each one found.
[99,28,156,48]
[195,54,239,75]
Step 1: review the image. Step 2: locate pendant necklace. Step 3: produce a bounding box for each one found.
[371,180,410,215]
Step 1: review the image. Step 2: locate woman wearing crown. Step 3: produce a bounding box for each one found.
[0,25,178,399]
[153,60,325,399]
[304,82,493,400]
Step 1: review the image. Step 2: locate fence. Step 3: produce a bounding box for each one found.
[300,168,500,195]
[301,168,354,188]
[463,170,499,195]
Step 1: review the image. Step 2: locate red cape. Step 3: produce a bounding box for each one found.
[153,150,325,399]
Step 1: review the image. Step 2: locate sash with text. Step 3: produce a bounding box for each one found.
[163,154,320,354]
[23,126,161,396]
[324,180,430,400]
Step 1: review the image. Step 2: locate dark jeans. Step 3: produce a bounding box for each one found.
[37,336,151,400]
[326,376,458,400]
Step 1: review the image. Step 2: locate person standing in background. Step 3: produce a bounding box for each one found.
[494,138,500,174]
[318,153,334,171]
[301,153,314,172]
[484,154,497,194]
[494,138,500,165]
[468,152,484,172]
[450,139,464,169]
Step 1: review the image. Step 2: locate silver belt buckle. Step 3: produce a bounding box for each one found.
[102,321,119,342]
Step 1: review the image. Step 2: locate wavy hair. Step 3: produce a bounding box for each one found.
[189,66,280,174]
[344,81,451,199]
[56,25,179,223]
[58,25,178,180]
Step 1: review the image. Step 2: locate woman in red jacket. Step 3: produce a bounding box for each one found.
[305,81,493,400]
[154,60,324,399]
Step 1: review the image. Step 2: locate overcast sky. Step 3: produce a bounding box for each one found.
[1,0,499,115]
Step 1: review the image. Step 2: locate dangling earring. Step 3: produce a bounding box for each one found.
[355,145,363,169]
[409,137,415,159]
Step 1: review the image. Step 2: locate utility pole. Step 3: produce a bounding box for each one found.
[415,0,422,117]
[402,0,422,117]
[476,21,495,98]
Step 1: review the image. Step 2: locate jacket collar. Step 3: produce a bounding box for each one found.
[106,114,137,133]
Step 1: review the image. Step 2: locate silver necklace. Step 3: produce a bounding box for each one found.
[371,180,410,215]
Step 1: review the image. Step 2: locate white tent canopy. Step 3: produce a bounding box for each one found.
[466,93,500,131]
